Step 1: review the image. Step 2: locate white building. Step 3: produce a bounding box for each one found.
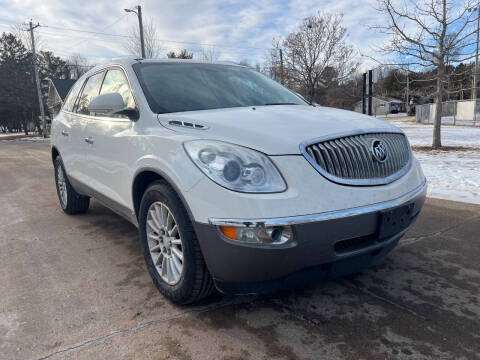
[354,96,406,116]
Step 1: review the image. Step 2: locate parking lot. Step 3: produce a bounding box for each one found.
[1,140,479,360]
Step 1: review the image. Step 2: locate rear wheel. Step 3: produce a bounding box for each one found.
[54,156,90,214]
[139,181,215,304]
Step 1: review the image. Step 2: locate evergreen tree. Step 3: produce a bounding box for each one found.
[0,32,37,134]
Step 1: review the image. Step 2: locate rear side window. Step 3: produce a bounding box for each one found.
[99,69,135,109]
[62,80,83,112]
[75,72,104,115]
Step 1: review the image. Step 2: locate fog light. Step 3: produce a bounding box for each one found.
[219,225,293,245]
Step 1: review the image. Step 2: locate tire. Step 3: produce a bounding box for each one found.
[139,180,215,304]
[54,156,90,215]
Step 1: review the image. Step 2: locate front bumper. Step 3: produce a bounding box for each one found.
[194,180,427,295]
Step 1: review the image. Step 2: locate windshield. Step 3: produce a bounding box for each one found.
[133,62,306,114]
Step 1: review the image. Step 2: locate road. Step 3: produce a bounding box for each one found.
[1,140,479,360]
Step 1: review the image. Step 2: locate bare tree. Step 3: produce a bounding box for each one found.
[167,49,193,59]
[124,17,161,58]
[200,46,219,62]
[264,38,282,81]
[282,12,358,102]
[66,54,91,79]
[372,0,477,148]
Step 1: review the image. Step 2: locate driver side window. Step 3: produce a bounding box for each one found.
[98,69,135,118]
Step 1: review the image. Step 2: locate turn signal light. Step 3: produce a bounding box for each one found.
[219,225,293,245]
[220,226,238,240]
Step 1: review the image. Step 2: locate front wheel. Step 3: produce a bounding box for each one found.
[54,156,90,214]
[139,181,214,304]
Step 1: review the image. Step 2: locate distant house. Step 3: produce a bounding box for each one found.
[47,79,76,118]
[354,96,406,116]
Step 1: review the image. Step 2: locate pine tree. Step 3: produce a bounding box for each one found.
[0,32,36,134]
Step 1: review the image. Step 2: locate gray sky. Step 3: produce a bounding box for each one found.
[0,0,388,68]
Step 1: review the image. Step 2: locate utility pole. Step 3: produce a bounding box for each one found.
[137,6,145,59]
[362,73,366,114]
[472,4,480,100]
[279,48,284,85]
[368,70,373,116]
[125,5,145,58]
[406,69,410,115]
[27,21,46,137]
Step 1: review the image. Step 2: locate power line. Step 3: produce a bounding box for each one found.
[1,19,270,52]
[36,61,95,68]
[157,39,267,51]
[39,47,112,58]
[42,25,130,38]
[62,13,130,52]
[38,23,269,51]
[37,31,122,43]
[35,30,265,59]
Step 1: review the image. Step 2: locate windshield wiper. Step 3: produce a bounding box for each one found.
[263,102,299,106]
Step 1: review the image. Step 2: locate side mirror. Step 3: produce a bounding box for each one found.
[88,93,139,121]
[88,93,125,113]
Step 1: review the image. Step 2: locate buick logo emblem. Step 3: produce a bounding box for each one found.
[371,139,388,163]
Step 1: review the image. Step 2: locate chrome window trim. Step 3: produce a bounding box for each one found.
[299,128,412,186]
[209,179,427,227]
[61,63,141,117]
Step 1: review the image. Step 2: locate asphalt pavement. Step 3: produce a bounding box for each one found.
[1,140,479,360]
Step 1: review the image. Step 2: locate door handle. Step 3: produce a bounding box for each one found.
[61,130,69,136]
[84,137,94,144]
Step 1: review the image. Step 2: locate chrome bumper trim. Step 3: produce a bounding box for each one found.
[209,179,427,227]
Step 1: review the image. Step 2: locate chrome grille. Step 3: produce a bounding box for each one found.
[302,131,411,186]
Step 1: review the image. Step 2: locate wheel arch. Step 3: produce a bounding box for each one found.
[51,146,60,164]
[132,168,195,222]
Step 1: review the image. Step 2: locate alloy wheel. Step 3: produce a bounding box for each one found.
[146,201,184,285]
[57,165,67,208]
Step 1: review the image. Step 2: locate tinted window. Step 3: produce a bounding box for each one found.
[75,72,104,115]
[62,79,83,112]
[133,63,305,114]
[99,69,135,110]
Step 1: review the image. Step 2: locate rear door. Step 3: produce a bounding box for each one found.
[53,78,84,176]
[83,67,137,210]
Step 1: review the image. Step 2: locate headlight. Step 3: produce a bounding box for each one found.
[184,140,286,193]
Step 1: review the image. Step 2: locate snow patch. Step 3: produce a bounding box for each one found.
[393,121,480,148]
[17,136,50,142]
[392,121,480,205]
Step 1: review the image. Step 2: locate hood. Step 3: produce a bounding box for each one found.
[157,105,399,155]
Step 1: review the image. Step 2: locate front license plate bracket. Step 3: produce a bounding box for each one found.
[378,203,415,240]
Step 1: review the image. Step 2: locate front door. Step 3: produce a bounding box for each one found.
[69,71,105,188]
[83,68,137,211]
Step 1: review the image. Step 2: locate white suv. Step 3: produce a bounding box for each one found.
[51,58,426,304]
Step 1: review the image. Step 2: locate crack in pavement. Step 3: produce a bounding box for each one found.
[268,298,328,327]
[34,295,257,360]
[332,216,480,323]
[398,215,480,248]
[339,280,429,321]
